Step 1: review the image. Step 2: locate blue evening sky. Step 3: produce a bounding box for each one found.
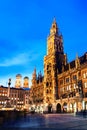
[0,0,87,87]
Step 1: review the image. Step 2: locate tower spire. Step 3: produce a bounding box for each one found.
[50,17,58,35]
[75,53,80,68]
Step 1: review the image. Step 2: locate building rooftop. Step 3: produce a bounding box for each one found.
[63,52,87,72]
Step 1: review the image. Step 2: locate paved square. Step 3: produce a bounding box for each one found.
[1,113,87,129]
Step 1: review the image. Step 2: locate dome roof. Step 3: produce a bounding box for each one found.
[16,74,22,77]
[24,76,29,79]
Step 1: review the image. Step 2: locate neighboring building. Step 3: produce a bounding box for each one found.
[0,86,30,110]
[0,75,30,110]
[30,69,44,112]
[23,87,30,110]
[0,86,8,109]
[57,52,87,113]
[30,19,87,113]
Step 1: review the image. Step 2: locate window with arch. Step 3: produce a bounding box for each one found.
[46,82,49,87]
[46,89,49,94]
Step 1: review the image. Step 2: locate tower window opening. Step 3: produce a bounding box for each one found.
[46,89,49,93]
[53,25,55,28]
[46,82,49,87]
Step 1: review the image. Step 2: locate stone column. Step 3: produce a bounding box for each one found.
[7,78,11,98]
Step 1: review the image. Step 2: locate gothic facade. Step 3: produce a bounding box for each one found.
[31,19,87,113]
[31,69,44,104]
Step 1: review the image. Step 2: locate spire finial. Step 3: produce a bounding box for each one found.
[75,53,80,68]
[34,67,36,74]
[76,53,78,60]
[53,17,56,23]
[50,17,58,34]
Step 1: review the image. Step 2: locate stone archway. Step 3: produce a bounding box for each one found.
[56,103,61,113]
[48,104,52,113]
[63,102,67,113]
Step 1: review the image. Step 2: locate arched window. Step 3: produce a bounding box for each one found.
[46,82,49,87]
[46,89,49,93]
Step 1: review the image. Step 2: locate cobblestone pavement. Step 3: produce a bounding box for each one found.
[1,113,87,129]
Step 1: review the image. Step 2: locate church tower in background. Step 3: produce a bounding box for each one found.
[23,76,29,88]
[15,74,22,88]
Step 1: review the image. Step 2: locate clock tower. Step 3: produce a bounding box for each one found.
[44,19,67,104]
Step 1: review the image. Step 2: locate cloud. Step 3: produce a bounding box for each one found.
[0,50,41,67]
[0,53,29,67]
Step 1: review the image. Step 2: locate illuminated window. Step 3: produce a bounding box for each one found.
[62,87,64,92]
[73,84,76,89]
[83,71,87,78]
[68,85,71,91]
[83,73,86,78]
[66,85,71,91]
[84,82,87,88]
[67,86,68,90]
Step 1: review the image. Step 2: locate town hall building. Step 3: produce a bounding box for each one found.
[30,19,87,113]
